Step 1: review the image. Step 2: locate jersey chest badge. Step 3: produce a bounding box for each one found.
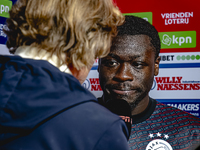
[146,132,173,150]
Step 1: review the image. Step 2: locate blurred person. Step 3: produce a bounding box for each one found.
[98,15,200,150]
[0,0,130,149]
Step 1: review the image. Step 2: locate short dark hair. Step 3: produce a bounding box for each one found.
[116,15,160,58]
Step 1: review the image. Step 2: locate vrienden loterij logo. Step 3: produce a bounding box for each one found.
[161,12,193,25]
[159,31,196,49]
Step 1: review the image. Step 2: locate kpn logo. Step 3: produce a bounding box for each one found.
[0,0,12,18]
[159,31,196,49]
[123,12,152,24]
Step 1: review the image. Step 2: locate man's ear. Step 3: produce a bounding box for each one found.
[154,56,160,76]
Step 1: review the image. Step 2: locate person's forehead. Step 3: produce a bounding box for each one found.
[110,34,154,56]
[112,34,151,47]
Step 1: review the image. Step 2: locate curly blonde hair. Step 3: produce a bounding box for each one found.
[4,0,124,70]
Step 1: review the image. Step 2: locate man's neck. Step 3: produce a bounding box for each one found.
[102,95,150,116]
[131,96,150,116]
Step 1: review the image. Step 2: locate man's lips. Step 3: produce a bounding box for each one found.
[112,89,136,95]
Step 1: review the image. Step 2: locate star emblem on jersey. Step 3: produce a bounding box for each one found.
[149,133,154,138]
[156,132,161,137]
[164,134,169,139]
[148,132,169,139]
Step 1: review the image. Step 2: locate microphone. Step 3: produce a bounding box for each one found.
[104,99,132,138]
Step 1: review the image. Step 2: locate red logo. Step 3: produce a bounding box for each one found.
[89,78,102,91]
[155,77,200,90]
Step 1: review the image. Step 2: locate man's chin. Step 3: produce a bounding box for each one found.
[107,94,132,103]
[108,95,126,100]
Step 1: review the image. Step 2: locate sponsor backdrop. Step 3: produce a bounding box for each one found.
[1,0,200,117]
[84,0,200,118]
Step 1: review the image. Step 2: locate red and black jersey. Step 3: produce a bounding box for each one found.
[129,98,200,150]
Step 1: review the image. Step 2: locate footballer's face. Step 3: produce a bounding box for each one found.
[98,35,160,110]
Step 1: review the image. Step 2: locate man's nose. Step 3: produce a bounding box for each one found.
[113,63,133,82]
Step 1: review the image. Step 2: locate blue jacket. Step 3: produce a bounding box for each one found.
[0,55,129,150]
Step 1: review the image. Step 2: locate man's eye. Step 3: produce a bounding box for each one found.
[133,62,144,69]
[105,60,118,67]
